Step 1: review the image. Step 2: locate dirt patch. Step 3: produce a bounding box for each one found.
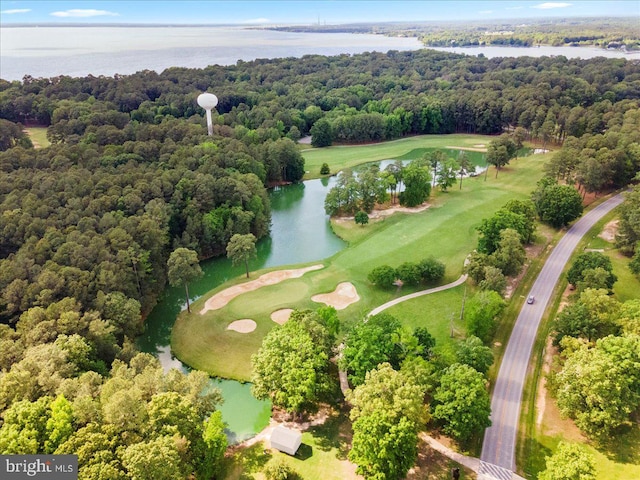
[536,337,555,428]
[227,319,257,333]
[312,282,360,310]
[270,309,293,325]
[598,219,619,243]
[200,264,323,314]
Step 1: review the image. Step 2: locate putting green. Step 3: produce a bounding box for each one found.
[172,137,550,381]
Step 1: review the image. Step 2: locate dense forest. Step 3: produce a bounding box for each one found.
[1,48,640,478]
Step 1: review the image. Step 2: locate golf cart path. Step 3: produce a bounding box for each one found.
[368,273,468,317]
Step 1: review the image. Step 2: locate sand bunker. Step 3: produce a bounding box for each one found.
[227,319,257,333]
[446,145,487,152]
[335,202,429,224]
[200,265,323,314]
[312,282,360,310]
[271,309,293,325]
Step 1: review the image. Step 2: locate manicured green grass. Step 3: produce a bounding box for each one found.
[172,146,551,381]
[384,285,466,347]
[302,134,495,179]
[24,127,50,148]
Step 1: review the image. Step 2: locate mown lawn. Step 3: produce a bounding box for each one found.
[172,139,550,381]
[24,127,50,148]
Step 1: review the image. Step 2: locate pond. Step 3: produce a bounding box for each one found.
[137,177,345,442]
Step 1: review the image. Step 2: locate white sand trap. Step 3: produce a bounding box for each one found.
[446,145,487,152]
[271,309,293,325]
[227,319,257,333]
[312,282,360,310]
[200,264,323,314]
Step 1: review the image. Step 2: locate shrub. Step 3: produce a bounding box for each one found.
[263,458,298,480]
[417,257,445,284]
[320,162,330,175]
[368,265,397,288]
[354,210,369,226]
[396,262,422,286]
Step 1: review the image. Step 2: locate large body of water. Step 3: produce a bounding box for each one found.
[2,26,638,81]
[0,26,423,80]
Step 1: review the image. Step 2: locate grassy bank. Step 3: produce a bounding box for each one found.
[172,137,550,381]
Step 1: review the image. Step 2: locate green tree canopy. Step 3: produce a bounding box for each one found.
[552,334,640,440]
[226,233,257,278]
[465,290,505,343]
[455,336,494,375]
[339,314,406,387]
[532,182,584,228]
[347,364,425,480]
[400,160,431,207]
[538,442,596,480]
[566,251,616,290]
[251,310,334,413]
[310,118,333,147]
[432,363,492,443]
[167,248,203,313]
[490,228,526,276]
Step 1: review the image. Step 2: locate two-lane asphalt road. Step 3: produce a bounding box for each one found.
[480,193,625,477]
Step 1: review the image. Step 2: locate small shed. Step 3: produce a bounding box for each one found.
[269,425,302,456]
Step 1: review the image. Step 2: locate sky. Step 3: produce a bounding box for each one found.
[1,1,638,24]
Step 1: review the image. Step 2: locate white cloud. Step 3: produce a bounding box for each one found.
[1,8,31,14]
[532,2,572,9]
[50,9,119,18]
[241,18,271,24]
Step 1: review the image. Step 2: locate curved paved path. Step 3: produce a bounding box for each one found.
[368,273,468,317]
[480,193,624,479]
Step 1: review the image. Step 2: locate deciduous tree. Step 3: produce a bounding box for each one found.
[538,442,596,480]
[167,248,203,314]
[465,291,505,343]
[226,233,257,278]
[432,363,491,442]
[252,310,333,413]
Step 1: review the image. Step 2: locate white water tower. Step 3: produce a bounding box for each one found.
[197,92,218,136]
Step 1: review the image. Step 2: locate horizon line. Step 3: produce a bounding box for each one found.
[2,14,637,27]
